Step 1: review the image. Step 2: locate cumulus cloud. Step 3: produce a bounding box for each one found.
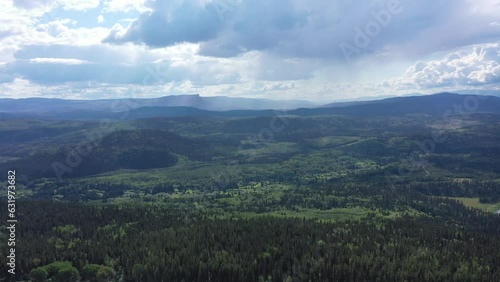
[35,18,77,37]
[387,44,500,90]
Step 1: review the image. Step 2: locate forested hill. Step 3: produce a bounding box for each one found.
[296,93,500,116]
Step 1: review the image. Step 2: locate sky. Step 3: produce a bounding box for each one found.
[0,0,499,102]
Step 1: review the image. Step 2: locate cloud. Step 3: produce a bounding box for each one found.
[13,44,149,65]
[58,0,100,11]
[5,42,243,86]
[250,53,325,81]
[103,0,146,13]
[13,0,100,11]
[29,58,89,64]
[387,44,500,90]
[103,0,223,47]
[0,63,14,84]
[6,60,147,84]
[35,18,77,37]
[104,0,500,63]
[12,0,53,10]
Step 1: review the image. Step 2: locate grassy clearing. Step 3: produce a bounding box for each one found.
[451,197,500,213]
[229,207,417,222]
[237,142,301,157]
[304,136,363,148]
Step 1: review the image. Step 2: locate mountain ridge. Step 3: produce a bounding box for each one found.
[1,93,499,120]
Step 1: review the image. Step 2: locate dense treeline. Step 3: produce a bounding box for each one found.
[1,200,499,281]
[0,130,189,179]
[407,180,500,203]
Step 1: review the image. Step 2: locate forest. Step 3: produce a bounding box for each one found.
[1,109,500,281]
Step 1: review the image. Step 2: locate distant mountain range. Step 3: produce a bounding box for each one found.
[0,94,317,113]
[0,93,499,120]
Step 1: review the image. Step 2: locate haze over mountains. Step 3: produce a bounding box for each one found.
[0,94,318,113]
[1,93,499,120]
